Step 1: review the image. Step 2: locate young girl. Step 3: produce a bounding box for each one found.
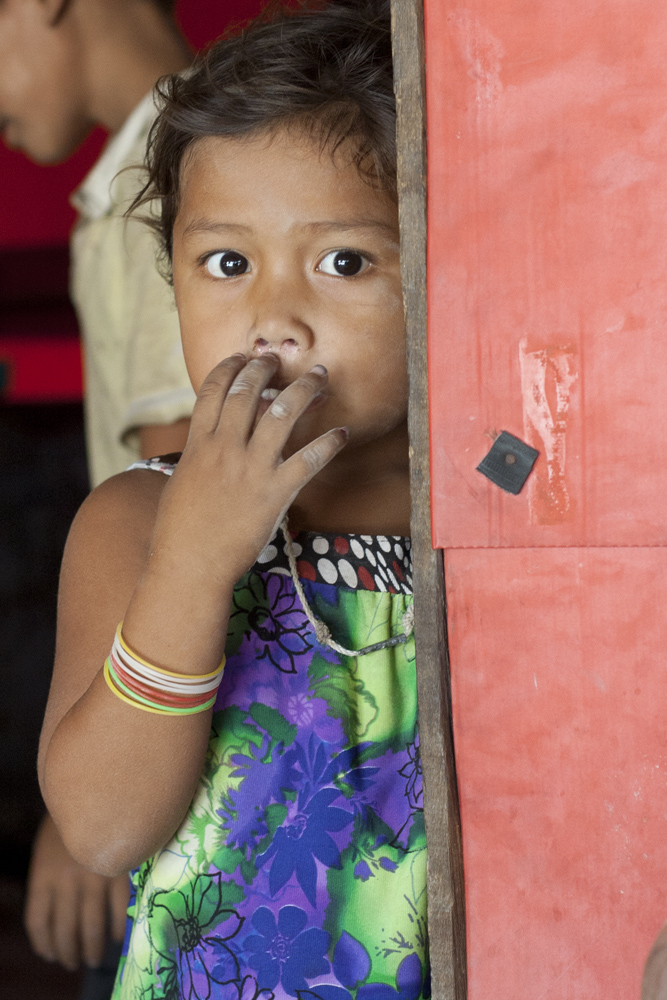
[38,3,427,998]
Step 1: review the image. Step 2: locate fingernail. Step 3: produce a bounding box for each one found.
[309,364,327,376]
[338,427,349,440]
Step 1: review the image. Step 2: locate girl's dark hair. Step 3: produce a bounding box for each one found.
[136,0,395,265]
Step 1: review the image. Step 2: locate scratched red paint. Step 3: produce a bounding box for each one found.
[426,0,667,548]
[423,0,667,995]
[519,343,578,525]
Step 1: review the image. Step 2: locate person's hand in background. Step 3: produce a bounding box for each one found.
[24,813,129,971]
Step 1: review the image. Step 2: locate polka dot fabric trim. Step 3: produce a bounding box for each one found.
[258,532,412,595]
[126,458,413,595]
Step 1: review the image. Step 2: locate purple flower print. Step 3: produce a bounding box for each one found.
[357,953,425,1000]
[245,906,330,996]
[231,574,313,674]
[218,736,300,854]
[287,691,315,726]
[259,787,353,906]
[249,674,344,746]
[302,736,378,801]
[353,860,373,882]
[215,975,276,1000]
[257,735,380,905]
[296,952,427,1000]
[333,931,371,990]
[297,989,352,1000]
[352,835,398,883]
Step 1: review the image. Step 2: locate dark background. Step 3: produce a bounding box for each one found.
[0,2,264,995]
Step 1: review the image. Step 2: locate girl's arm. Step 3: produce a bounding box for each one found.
[39,354,345,876]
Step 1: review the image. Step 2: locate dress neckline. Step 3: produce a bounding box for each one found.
[127,456,412,594]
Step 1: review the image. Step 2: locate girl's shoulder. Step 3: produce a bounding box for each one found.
[69,453,180,563]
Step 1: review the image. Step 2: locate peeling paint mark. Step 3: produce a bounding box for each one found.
[449,9,504,106]
[519,341,578,524]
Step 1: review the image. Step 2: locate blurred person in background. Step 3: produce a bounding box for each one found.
[0,0,199,995]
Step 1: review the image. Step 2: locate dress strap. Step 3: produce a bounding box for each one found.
[125,453,180,477]
[280,518,414,658]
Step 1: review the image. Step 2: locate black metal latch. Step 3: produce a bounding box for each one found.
[476,431,539,495]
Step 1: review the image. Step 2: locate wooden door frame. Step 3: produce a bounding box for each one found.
[390,3,467,997]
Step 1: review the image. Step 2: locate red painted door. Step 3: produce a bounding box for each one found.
[425,1,667,995]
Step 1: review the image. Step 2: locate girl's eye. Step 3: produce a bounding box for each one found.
[205,251,250,278]
[318,250,370,277]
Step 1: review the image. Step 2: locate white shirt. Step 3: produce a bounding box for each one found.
[70,90,195,487]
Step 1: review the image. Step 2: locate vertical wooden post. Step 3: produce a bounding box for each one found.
[390,3,467,997]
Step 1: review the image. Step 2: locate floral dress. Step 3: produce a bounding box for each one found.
[113,460,428,1000]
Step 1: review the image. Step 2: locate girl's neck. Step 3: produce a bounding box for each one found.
[288,422,411,536]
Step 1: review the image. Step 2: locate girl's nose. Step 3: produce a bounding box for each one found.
[248,272,314,356]
[253,335,301,356]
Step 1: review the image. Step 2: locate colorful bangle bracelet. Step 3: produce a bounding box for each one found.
[104,660,216,716]
[116,624,225,681]
[102,622,225,715]
[109,657,215,710]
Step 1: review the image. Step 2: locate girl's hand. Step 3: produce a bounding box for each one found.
[37,353,346,873]
[149,353,347,592]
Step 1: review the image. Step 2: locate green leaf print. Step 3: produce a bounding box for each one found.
[324,811,428,988]
[406,810,427,853]
[307,589,418,751]
[184,811,215,870]
[171,874,241,922]
[249,702,297,749]
[212,841,249,878]
[211,706,264,752]
[308,652,379,745]
[253,802,288,857]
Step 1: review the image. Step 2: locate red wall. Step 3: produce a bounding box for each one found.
[0,0,264,249]
[425,0,667,995]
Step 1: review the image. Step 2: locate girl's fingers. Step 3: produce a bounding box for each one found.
[250,366,328,459]
[281,426,349,490]
[215,354,280,440]
[187,354,248,437]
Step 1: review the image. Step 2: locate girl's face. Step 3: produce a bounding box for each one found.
[172,130,407,457]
